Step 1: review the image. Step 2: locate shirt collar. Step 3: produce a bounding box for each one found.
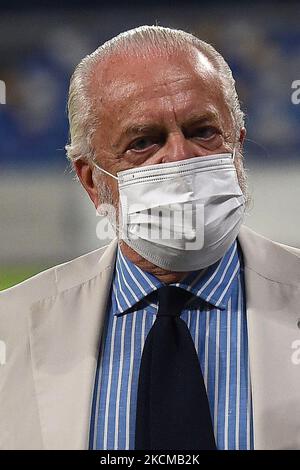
[111,240,241,316]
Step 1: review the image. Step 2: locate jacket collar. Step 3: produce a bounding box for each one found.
[28,226,300,449]
[238,225,300,286]
[112,239,241,316]
[28,239,118,449]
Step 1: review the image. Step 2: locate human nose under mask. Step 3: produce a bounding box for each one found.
[94,150,245,271]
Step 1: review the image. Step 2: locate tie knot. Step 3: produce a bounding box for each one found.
[156,286,194,317]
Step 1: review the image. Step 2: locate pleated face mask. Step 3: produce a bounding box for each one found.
[94,152,245,271]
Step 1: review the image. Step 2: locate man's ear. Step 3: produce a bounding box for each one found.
[239,127,246,147]
[74,158,99,208]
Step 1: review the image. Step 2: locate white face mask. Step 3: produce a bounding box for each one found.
[94,152,245,272]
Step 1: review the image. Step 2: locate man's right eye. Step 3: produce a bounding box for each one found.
[129,137,160,152]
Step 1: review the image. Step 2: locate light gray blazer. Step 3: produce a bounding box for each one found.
[0,225,299,449]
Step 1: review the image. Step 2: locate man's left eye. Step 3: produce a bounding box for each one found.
[191,126,218,139]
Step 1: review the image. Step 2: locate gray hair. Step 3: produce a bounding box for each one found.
[65,25,245,166]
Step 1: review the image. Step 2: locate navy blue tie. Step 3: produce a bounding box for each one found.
[135,285,216,450]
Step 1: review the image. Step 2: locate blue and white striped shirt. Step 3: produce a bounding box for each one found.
[89,240,253,450]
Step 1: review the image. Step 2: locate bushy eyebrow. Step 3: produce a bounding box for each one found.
[181,111,220,129]
[112,124,164,149]
[125,124,162,138]
[113,111,220,148]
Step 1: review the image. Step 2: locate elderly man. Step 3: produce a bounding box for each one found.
[0,26,299,451]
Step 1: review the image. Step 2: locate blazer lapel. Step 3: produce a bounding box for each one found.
[238,226,300,449]
[27,226,300,450]
[28,239,118,449]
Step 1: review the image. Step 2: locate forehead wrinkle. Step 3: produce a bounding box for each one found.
[100,75,200,111]
[90,49,233,151]
[121,110,220,133]
[92,48,219,113]
[98,77,221,132]
[111,109,222,150]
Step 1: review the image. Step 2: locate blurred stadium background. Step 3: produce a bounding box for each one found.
[0,0,300,290]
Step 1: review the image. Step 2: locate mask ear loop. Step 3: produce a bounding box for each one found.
[93,161,119,181]
[232,146,237,162]
[93,160,120,236]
